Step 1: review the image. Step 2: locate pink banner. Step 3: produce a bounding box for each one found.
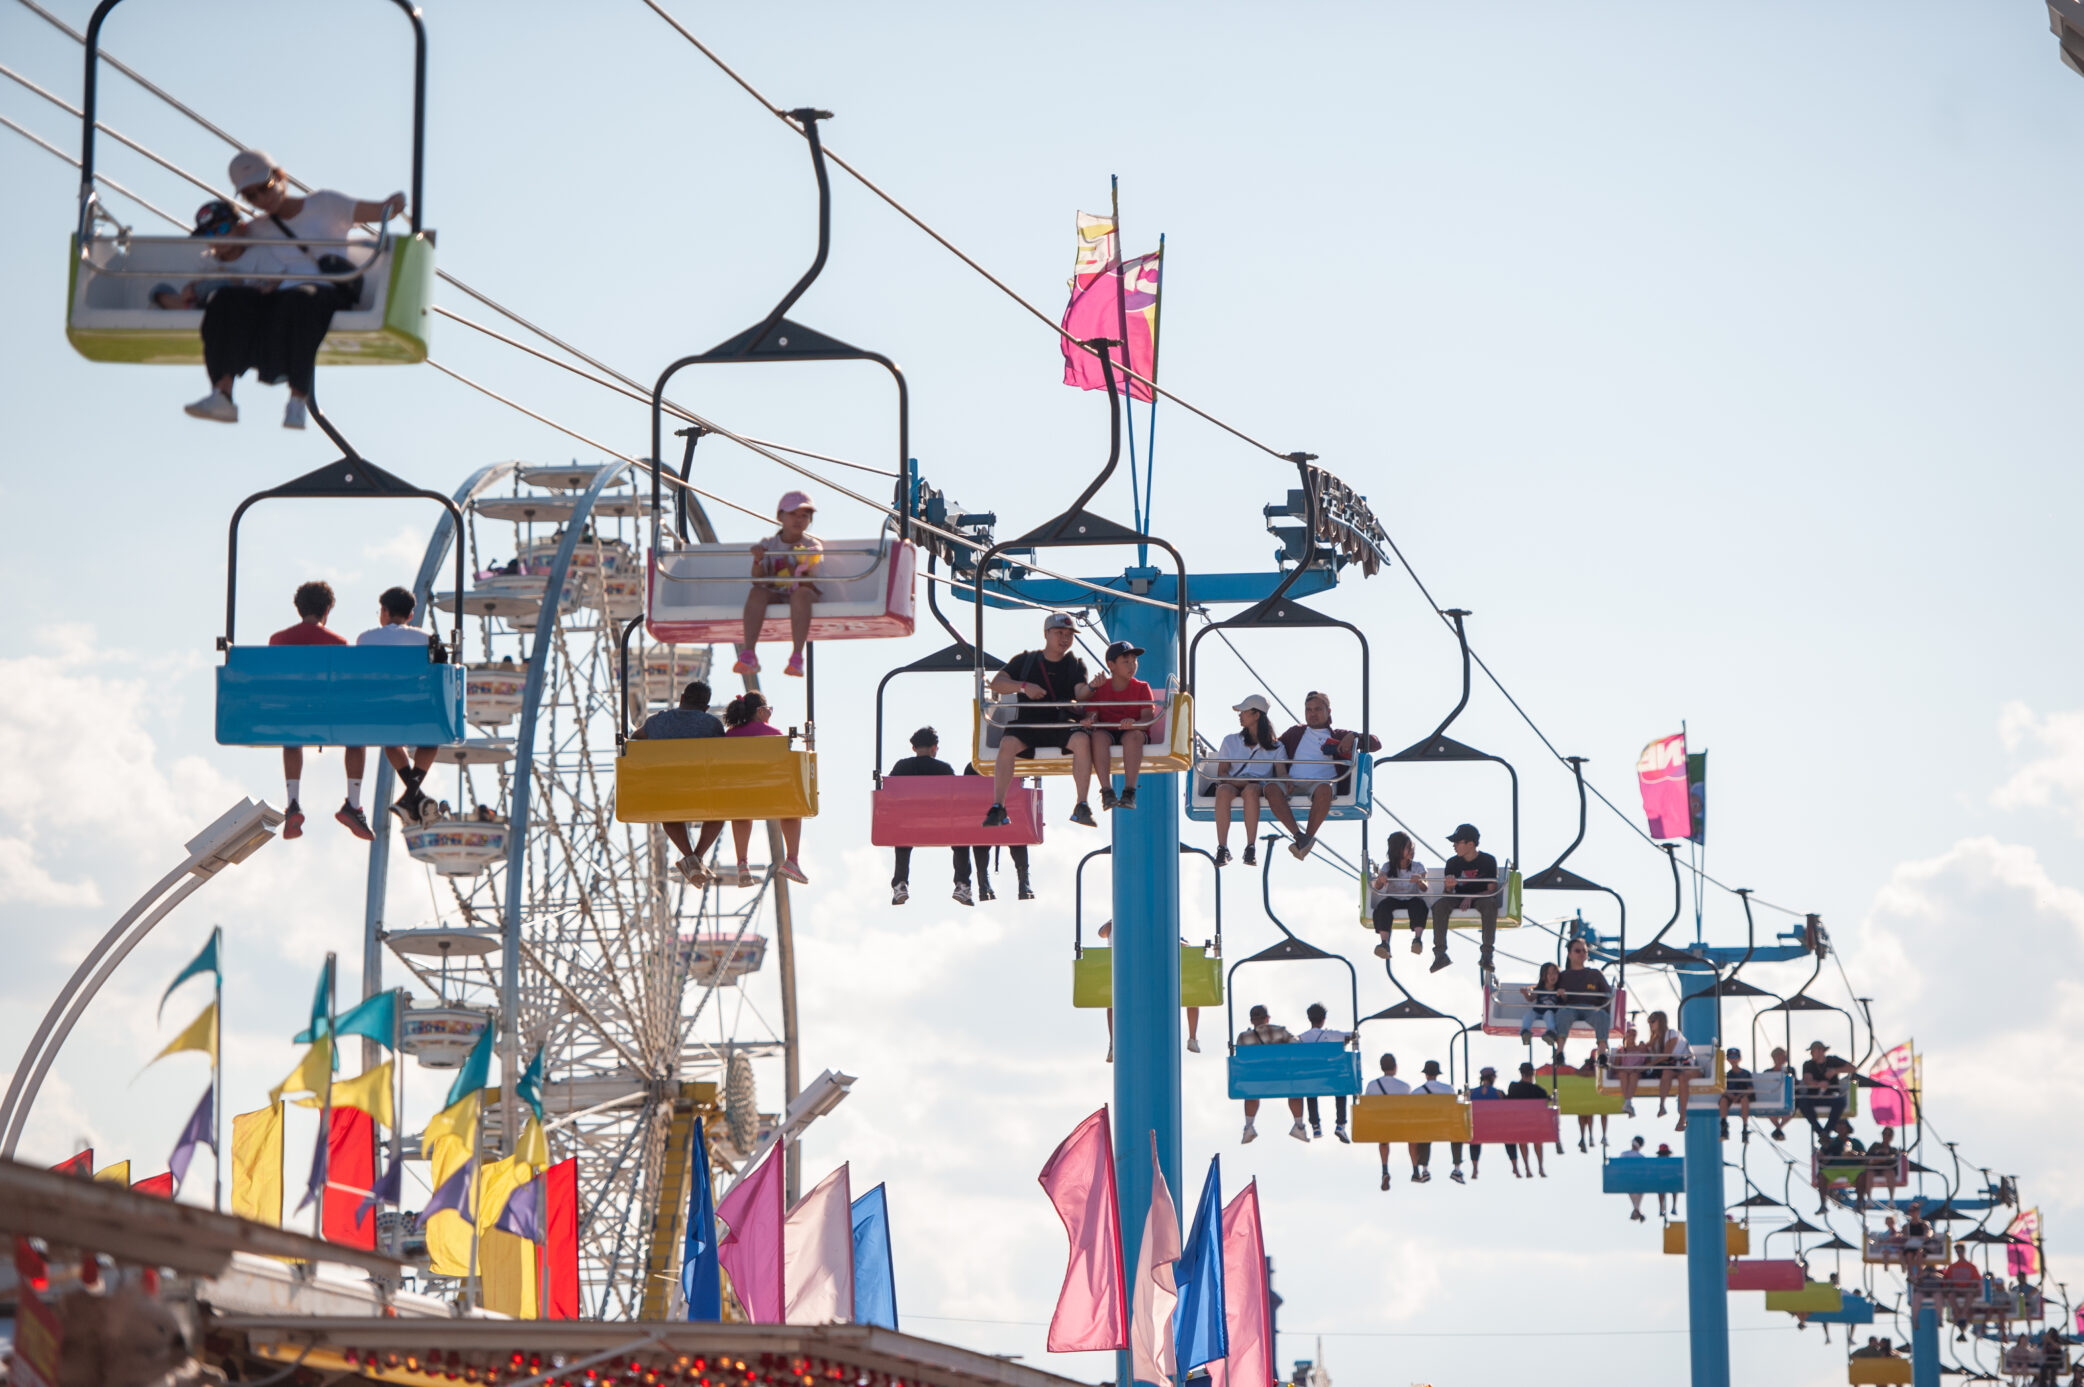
[718,1143,786,1323]
[1206,1181,1272,1387]
[1060,210,1158,402]
[2007,1209,2041,1279]
[1038,1107,1127,1353]
[1867,1043,1917,1129]
[1636,733,1691,841]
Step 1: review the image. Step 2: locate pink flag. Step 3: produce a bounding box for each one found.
[717,1143,786,1323]
[2007,1209,2041,1279]
[1130,1135,1181,1385]
[1636,733,1691,841]
[1206,1181,1271,1387]
[783,1163,854,1324]
[1038,1107,1128,1353]
[1866,1042,1918,1129]
[1060,212,1159,402]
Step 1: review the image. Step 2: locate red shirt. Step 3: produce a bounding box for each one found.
[269,620,346,646]
[1085,676,1155,728]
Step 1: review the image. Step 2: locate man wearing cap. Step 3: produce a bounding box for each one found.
[1798,1040,1854,1136]
[185,150,406,429]
[733,491,822,680]
[1206,694,1282,866]
[1466,1065,1506,1182]
[1236,1004,1309,1144]
[1413,1060,1456,1182]
[983,613,1096,828]
[1081,641,1157,812]
[1266,691,1379,861]
[1505,1061,1551,1177]
[1429,823,1502,974]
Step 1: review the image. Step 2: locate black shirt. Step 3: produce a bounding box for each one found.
[889,754,954,778]
[1554,966,1609,1004]
[1004,650,1089,727]
[1443,850,1500,896]
[1802,1056,1849,1086]
[1505,1080,1549,1100]
[1820,1132,1865,1159]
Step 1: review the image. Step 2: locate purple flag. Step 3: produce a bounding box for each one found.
[495,1173,544,1242]
[294,1103,329,1216]
[355,1153,403,1229]
[422,1158,475,1222]
[167,1087,214,1191]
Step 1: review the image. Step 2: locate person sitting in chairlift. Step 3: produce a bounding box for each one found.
[1504,1062,1551,1179]
[1550,936,1612,1066]
[355,586,443,829]
[1413,1060,1459,1183]
[1208,695,1282,866]
[886,728,1032,906]
[1798,1040,1854,1137]
[1467,1065,1506,1181]
[1296,1002,1352,1144]
[722,692,808,888]
[1237,1004,1307,1146]
[1614,1008,1694,1128]
[1719,1046,1755,1143]
[184,149,406,430]
[1614,1134,1651,1221]
[731,491,822,680]
[982,612,1095,828]
[1760,1046,1794,1142]
[1369,830,1429,962]
[1096,919,1200,1062]
[266,580,369,842]
[1364,1053,1410,1192]
[1266,691,1378,861]
[630,678,727,885]
[1081,641,1156,813]
[1428,823,1502,975]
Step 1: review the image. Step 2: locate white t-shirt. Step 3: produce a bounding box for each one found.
[1415,1078,1454,1095]
[1297,1027,1350,1045]
[357,623,427,647]
[1287,726,1341,782]
[245,190,360,285]
[1364,1075,1410,1096]
[1371,860,1429,904]
[1212,732,1280,779]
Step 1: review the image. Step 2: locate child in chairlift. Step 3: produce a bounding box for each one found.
[732,490,823,680]
[1081,640,1156,812]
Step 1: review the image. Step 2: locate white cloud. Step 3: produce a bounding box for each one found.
[1992,701,2084,832]
[0,837,100,907]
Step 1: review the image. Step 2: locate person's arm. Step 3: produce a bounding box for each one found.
[989,656,1034,699]
[351,192,408,223]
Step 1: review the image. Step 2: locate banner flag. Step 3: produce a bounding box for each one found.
[1635,733,1691,841]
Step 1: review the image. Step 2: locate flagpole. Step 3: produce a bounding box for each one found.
[1144,231,1165,540]
[314,952,336,1243]
[1108,174,1145,567]
[211,925,223,1213]
[391,989,406,1256]
[467,1091,483,1311]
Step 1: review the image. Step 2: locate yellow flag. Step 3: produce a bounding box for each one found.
[425,1209,474,1276]
[479,1230,538,1319]
[422,1090,481,1186]
[514,1114,549,1169]
[425,1153,539,1278]
[93,1160,130,1186]
[294,1061,394,1132]
[150,1003,217,1067]
[268,1038,332,1103]
[230,1104,283,1227]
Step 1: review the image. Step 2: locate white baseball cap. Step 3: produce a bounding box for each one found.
[228,149,275,194]
[1232,694,1270,714]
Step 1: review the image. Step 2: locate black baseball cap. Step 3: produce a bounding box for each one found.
[1449,823,1481,844]
[1104,640,1145,662]
[910,726,938,748]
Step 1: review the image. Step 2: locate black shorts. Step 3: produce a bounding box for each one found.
[1007,724,1074,755]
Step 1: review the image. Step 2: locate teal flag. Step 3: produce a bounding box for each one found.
[515,1044,546,1121]
[333,991,400,1050]
[158,929,219,1021]
[445,1023,495,1110]
[292,957,336,1044]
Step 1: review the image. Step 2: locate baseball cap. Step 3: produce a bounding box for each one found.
[228,149,274,194]
[910,726,938,748]
[1104,640,1144,662]
[1232,694,1270,714]
[1042,612,1076,631]
[1448,823,1481,844]
[1479,1066,1497,1078]
[777,490,815,514]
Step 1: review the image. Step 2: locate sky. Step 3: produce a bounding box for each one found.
[3,3,2084,1385]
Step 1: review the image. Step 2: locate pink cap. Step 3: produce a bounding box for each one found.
[777,490,815,514]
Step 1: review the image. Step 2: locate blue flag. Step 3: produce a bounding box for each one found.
[515,1044,546,1121]
[850,1183,898,1331]
[159,930,219,1022]
[293,957,336,1045]
[496,1173,544,1242]
[1175,1155,1228,1372]
[444,1023,495,1111]
[356,1152,403,1229]
[333,991,400,1050]
[682,1116,721,1321]
[167,1086,214,1191]
[422,1157,475,1221]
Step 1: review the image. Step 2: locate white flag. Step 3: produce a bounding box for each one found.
[783,1163,854,1324]
[1130,1138,1181,1385]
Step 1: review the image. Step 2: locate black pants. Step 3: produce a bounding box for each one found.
[1372,896,1426,935]
[201,282,340,395]
[892,844,1030,887]
[1797,1093,1845,1133]
[1305,1095,1347,1126]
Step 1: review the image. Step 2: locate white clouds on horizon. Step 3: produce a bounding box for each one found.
[1993,700,2084,833]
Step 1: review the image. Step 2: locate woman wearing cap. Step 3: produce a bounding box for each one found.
[733,492,823,679]
[1368,830,1429,961]
[184,149,405,428]
[1207,695,1282,865]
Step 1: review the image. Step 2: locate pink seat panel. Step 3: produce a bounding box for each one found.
[870,777,1044,847]
[1469,1098,1559,1144]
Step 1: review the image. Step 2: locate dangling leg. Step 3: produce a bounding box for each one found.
[1091,728,1117,810]
[1117,728,1146,807]
[778,818,806,883]
[1213,783,1236,860]
[280,746,305,838]
[736,587,772,673]
[783,585,814,676]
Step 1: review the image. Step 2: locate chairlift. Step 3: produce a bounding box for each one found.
[66,0,434,365]
[1728,1260,1810,1292]
[1845,1357,1914,1385]
[1070,846,1223,1009]
[1767,1280,1851,1317]
[611,616,817,824]
[642,113,916,648]
[215,458,465,747]
[1521,755,1629,984]
[1663,1220,1751,1256]
[1347,908,1491,1145]
[1225,837,1360,1101]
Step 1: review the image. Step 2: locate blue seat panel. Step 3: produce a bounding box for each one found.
[217,645,466,747]
[1601,1155,1686,1195]
[1810,1293,1877,1326]
[1227,1042,1362,1100]
[1185,758,1372,823]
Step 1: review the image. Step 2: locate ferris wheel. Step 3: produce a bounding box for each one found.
[366,460,785,1319]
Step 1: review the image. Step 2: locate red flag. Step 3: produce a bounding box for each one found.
[1206,1181,1272,1387]
[1037,1107,1127,1353]
[320,1107,377,1249]
[49,1150,92,1178]
[544,1158,580,1319]
[133,1172,176,1199]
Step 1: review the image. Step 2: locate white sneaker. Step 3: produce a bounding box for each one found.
[1186,1035,1201,1053]
[283,397,308,429]
[891,882,909,906]
[676,856,709,885]
[779,859,808,885]
[953,882,973,906]
[1334,1123,1350,1144]
[734,863,756,888]
[1241,1123,1257,1144]
[1624,1100,1637,1117]
[1288,1121,1310,1143]
[184,391,237,423]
